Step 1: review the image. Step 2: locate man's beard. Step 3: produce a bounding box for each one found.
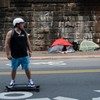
[18,26,24,31]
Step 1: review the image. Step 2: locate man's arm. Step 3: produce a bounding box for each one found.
[5,31,12,59]
[26,34,32,57]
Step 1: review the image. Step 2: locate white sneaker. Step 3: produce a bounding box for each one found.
[8,80,15,88]
[28,79,35,87]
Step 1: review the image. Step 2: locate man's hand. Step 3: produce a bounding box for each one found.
[29,52,32,57]
[7,54,12,60]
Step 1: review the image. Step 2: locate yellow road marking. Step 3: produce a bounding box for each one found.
[0,69,100,75]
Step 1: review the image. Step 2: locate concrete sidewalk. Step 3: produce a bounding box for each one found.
[0,50,100,60]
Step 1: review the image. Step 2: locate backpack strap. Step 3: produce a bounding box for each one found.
[23,29,28,40]
[11,29,15,38]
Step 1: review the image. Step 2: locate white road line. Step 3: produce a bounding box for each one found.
[6,61,66,66]
[26,98,51,100]
[0,92,33,100]
[93,90,100,100]
[54,96,78,100]
[6,64,11,66]
[31,61,66,66]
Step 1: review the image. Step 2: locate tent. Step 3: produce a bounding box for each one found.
[49,38,74,53]
[51,38,73,47]
[79,40,100,52]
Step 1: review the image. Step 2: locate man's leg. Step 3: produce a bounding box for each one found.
[11,70,17,80]
[22,56,35,87]
[8,58,19,88]
[25,69,31,79]
[8,70,16,88]
[25,69,35,87]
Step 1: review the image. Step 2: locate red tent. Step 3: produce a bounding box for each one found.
[51,38,73,47]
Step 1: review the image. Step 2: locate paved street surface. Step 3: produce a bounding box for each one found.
[0,58,100,100]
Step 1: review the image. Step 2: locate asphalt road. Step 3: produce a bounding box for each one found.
[0,58,100,100]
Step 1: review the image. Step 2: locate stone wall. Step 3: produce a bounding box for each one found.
[0,0,100,51]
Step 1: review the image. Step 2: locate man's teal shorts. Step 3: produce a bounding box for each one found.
[11,56,30,71]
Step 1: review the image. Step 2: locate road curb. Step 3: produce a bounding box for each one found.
[0,55,100,60]
[31,55,100,59]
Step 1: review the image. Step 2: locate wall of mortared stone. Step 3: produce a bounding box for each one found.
[0,0,100,51]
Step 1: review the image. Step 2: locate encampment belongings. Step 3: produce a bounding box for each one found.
[79,40,100,52]
[65,46,75,53]
[72,42,79,51]
[48,45,63,53]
